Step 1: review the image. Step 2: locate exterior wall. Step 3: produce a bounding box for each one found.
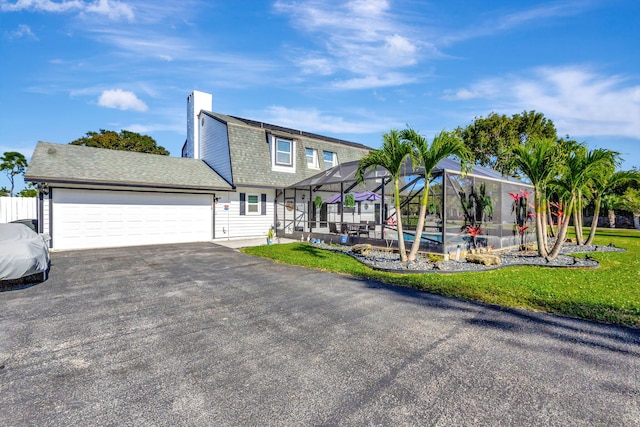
[200,115,233,184]
[213,187,275,240]
[0,196,36,223]
[185,91,213,159]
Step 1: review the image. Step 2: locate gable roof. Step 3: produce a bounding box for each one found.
[26,142,232,192]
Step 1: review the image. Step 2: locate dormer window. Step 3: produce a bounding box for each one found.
[270,135,296,173]
[323,151,337,169]
[276,138,293,166]
[306,148,319,169]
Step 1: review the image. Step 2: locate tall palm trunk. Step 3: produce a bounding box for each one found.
[393,178,408,263]
[547,197,575,259]
[534,190,549,257]
[608,209,616,228]
[407,185,428,261]
[584,195,601,245]
[573,192,584,245]
[546,201,556,238]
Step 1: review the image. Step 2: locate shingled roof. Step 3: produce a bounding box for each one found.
[25,142,232,192]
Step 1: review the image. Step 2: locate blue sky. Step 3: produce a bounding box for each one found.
[1,0,639,191]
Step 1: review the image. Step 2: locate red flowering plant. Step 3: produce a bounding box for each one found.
[510,188,534,247]
[466,225,484,249]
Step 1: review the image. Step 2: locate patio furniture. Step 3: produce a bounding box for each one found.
[329,222,339,234]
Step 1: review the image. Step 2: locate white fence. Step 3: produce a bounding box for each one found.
[0,196,37,223]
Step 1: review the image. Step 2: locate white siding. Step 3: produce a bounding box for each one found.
[51,188,213,250]
[0,196,36,223]
[214,187,274,240]
[201,115,232,184]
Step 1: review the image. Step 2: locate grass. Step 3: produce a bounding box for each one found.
[242,228,640,328]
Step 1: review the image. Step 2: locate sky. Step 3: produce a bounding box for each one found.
[1,0,639,192]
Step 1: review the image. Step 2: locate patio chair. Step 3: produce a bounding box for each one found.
[329,222,339,234]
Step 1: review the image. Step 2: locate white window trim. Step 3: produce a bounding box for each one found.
[323,150,337,169]
[246,193,260,215]
[306,148,319,169]
[270,135,296,173]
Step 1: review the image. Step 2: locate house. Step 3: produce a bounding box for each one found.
[25,90,372,250]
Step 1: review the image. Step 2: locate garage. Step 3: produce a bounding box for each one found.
[25,142,232,251]
[51,189,213,250]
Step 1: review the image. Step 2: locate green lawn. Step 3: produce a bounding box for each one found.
[242,228,640,328]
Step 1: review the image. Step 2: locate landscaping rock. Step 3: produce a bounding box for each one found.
[519,243,538,252]
[466,254,501,266]
[351,244,372,255]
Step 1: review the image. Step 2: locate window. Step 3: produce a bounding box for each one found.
[276,138,292,166]
[306,148,319,169]
[247,194,259,214]
[323,151,337,169]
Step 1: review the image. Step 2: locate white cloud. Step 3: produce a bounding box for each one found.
[84,0,133,21]
[0,0,134,21]
[257,105,392,134]
[97,89,148,112]
[273,0,424,89]
[445,66,640,140]
[6,24,38,40]
[332,73,417,90]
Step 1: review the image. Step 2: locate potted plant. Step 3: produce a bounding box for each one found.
[266,227,275,245]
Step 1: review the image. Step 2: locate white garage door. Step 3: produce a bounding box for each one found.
[52,188,213,250]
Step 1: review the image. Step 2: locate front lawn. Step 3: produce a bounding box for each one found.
[242,228,640,328]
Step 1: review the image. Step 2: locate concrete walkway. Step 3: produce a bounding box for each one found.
[212,236,298,249]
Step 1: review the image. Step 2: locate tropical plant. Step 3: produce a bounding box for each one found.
[466,225,483,249]
[356,129,415,263]
[547,146,616,259]
[510,137,564,257]
[400,128,472,261]
[314,195,323,209]
[584,168,639,244]
[1,151,28,197]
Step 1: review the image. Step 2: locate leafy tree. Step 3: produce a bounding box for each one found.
[584,167,638,244]
[400,128,472,261]
[0,151,28,197]
[456,110,557,177]
[356,129,415,263]
[17,183,38,197]
[619,187,640,229]
[70,129,169,155]
[0,187,9,196]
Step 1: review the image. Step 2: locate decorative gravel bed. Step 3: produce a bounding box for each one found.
[311,241,625,273]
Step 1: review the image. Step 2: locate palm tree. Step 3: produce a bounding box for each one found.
[547,146,615,259]
[356,129,415,263]
[510,137,563,258]
[400,128,472,261]
[584,167,637,244]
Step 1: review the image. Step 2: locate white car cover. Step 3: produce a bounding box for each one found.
[0,223,50,280]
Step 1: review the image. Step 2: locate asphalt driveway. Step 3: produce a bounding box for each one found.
[1,243,638,426]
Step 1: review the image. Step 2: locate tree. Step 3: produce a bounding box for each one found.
[356,129,415,263]
[0,187,9,196]
[619,187,640,229]
[456,110,557,177]
[400,128,472,261]
[0,151,28,197]
[510,137,564,257]
[547,147,615,259]
[70,129,169,155]
[17,183,38,197]
[584,167,638,244]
